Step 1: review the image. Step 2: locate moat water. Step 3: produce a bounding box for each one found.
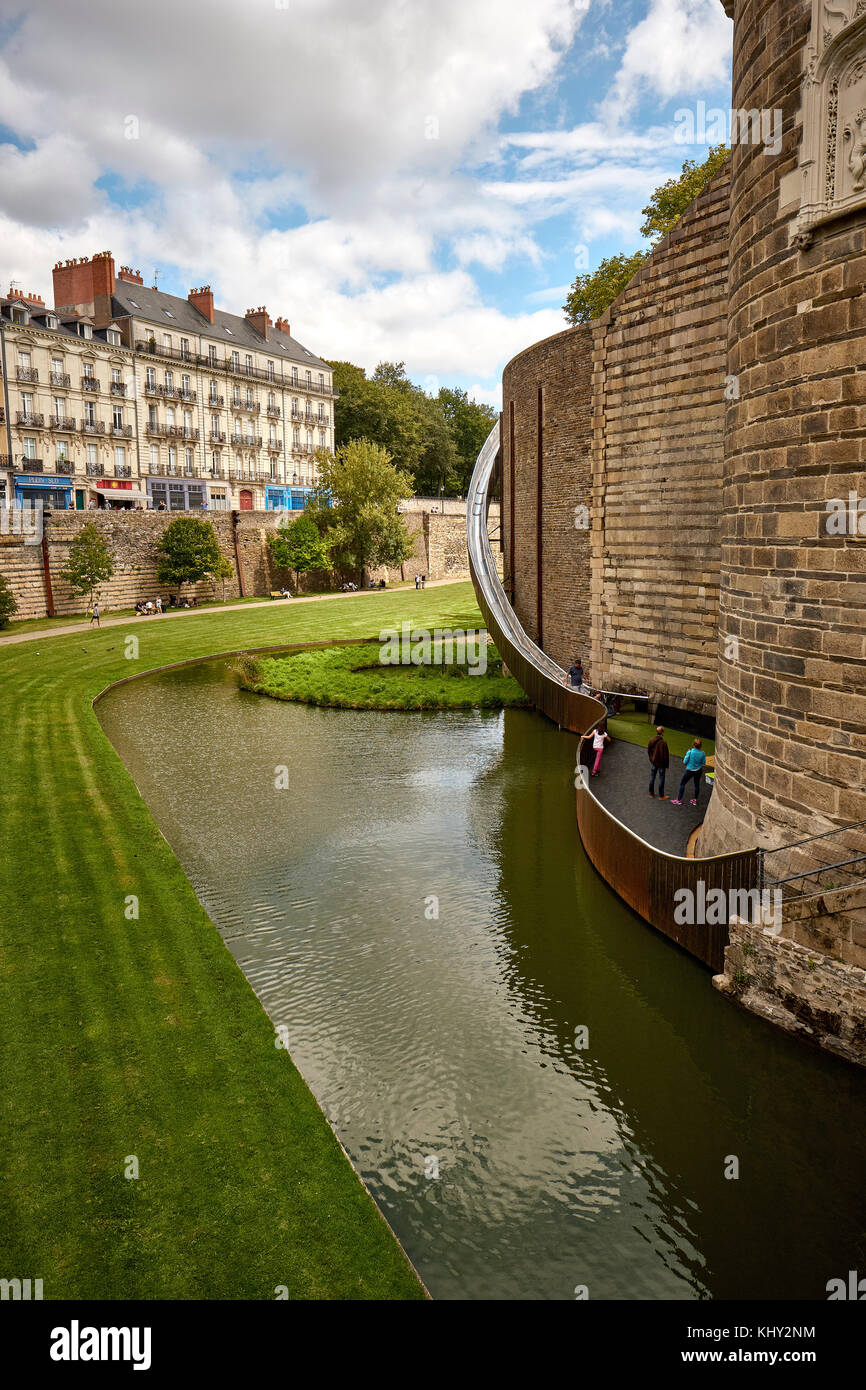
[98,658,866,1301]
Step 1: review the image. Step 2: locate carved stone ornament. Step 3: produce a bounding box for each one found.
[794,1,866,245]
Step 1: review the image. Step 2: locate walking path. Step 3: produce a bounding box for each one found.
[0,577,460,646]
[589,738,710,857]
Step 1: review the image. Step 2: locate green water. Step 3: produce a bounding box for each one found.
[97,659,866,1301]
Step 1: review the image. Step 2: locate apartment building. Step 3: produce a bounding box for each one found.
[0,251,335,512]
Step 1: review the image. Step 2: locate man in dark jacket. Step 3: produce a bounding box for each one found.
[647,726,670,799]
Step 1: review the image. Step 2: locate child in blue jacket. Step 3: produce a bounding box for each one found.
[671,738,707,806]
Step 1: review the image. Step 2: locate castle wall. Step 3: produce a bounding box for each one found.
[698,0,866,856]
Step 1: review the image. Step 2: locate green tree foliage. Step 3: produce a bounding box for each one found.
[563,251,649,326]
[327,361,497,498]
[309,438,415,579]
[60,521,115,606]
[0,573,18,629]
[640,145,729,243]
[564,147,729,327]
[155,516,228,591]
[268,512,331,587]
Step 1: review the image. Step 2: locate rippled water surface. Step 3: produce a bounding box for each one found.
[98,659,866,1300]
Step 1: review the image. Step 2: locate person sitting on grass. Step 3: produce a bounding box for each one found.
[671,738,707,806]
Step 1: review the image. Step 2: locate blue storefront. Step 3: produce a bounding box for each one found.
[15,473,72,511]
[265,486,313,512]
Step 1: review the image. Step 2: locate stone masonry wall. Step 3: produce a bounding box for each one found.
[590,167,731,713]
[0,506,481,619]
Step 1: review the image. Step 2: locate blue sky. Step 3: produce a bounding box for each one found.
[0,0,733,404]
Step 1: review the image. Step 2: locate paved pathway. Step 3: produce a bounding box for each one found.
[0,578,461,647]
[588,737,710,857]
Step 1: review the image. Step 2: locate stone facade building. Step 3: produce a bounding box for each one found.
[0,251,335,514]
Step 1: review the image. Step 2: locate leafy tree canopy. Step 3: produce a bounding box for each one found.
[564,146,729,327]
[268,512,331,578]
[0,573,18,629]
[60,521,115,604]
[308,439,415,577]
[155,516,227,588]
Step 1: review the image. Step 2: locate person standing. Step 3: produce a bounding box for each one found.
[671,738,707,806]
[90,600,100,628]
[155,596,163,614]
[590,726,610,777]
[565,658,584,690]
[647,726,669,799]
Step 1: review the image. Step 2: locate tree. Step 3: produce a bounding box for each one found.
[60,521,115,608]
[0,573,18,629]
[438,387,498,494]
[563,251,649,326]
[563,147,730,327]
[212,550,235,601]
[268,512,331,589]
[412,395,460,497]
[640,145,729,244]
[309,439,415,580]
[155,516,228,593]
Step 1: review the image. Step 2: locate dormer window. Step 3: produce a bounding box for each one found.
[81,323,93,339]
[107,329,121,346]
[46,315,58,329]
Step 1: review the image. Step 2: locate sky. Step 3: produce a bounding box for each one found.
[0,0,733,406]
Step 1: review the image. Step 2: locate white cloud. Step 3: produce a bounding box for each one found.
[604,0,732,120]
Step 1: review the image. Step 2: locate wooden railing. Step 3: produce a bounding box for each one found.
[466,423,757,973]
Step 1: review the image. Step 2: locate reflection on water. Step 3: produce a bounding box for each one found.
[98,660,866,1301]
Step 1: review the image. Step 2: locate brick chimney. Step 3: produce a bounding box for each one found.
[52,251,116,323]
[274,316,291,338]
[7,288,45,306]
[188,285,214,323]
[245,305,271,340]
[117,265,144,285]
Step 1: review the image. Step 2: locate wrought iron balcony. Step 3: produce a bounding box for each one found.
[81,420,105,434]
[136,339,194,365]
[18,456,42,470]
[209,430,226,443]
[57,460,74,475]
[0,454,11,468]
[110,381,127,396]
[16,366,38,382]
[208,394,224,408]
[168,425,199,440]
[16,411,44,427]
[111,424,133,437]
[86,463,105,477]
[49,415,76,431]
[267,440,284,452]
[49,371,70,388]
[145,420,169,436]
[115,464,132,478]
[230,433,262,448]
[266,404,281,417]
[81,376,100,392]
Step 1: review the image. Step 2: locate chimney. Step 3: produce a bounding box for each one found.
[117,265,144,285]
[274,316,291,338]
[188,285,214,324]
[245,305,271,340]
[7,288,45,306]
[52,251,115,323]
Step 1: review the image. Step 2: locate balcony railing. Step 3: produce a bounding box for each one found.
[82,420,105,434]
[49,371,70,388]
[168,425,199,440]
[16,411,44,427]
[209,430,226,443]
[49,415,76,431]
[267,440,284,452]
[56,460,74,475]
[110,381,127,396]
[266,404,281,417]
[145,420,168,436]
[86,464,105,477]
[208,394,224,408]
[0,454,11,468]
[81,376,100,392]
[230,434,262,448]
[136,340,194,365]
[18,456,42,471]
[111,424,133,437]
[16,367,38,383]
[116,464,132,478]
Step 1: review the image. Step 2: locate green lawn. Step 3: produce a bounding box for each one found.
[0,581,481,1299]
[238,640,530,711]
[606,705,716,758]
